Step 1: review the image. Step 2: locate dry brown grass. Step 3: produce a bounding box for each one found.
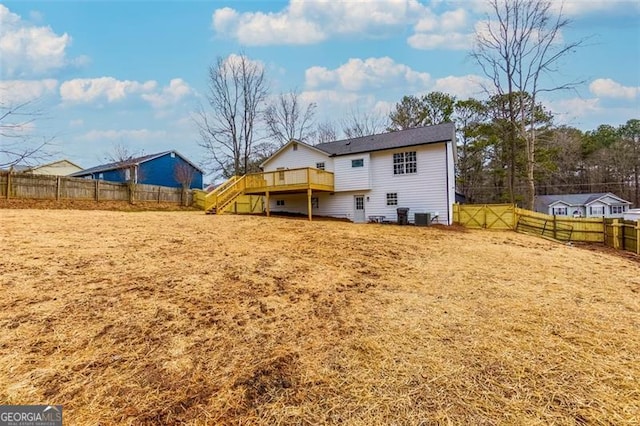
[1,210,638,425]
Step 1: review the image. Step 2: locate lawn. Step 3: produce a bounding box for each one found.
[1,210,638,424]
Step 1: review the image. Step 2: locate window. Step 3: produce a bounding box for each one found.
[124,168,131,181]
[352,159,364,168]
[98,173,104,179]
[311,197,319,208]
[316,162,325,170]
[386,193,398,206]
[590,206,604,216]
[393,151,417,175]
[276,200,285,206]
[170,152,176,158]
[552,207,567,216]
[610,205,624,214]
[293,143,298,151]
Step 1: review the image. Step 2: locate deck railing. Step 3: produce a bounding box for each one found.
[244,167,334,192]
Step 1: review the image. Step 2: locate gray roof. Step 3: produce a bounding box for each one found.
[535,192,630,211]
[315,122,455,156]
[70,150,203,176]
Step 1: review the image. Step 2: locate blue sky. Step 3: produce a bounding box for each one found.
[1,0,639,175]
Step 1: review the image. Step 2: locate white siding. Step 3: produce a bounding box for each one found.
[263,143,332,172]
[268,192,358,220]
[363,143,451,224]
[334,153,370,191]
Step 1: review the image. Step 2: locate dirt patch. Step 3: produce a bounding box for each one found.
[1,211,638,424]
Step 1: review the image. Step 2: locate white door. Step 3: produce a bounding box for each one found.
[354,195,365,223]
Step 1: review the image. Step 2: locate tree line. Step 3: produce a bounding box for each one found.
[387,92,639,208]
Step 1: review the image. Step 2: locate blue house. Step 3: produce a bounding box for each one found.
[70,150,204,189]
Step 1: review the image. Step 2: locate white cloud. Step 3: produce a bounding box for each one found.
[552,0,640,16]
[60,77,157,103]
[0,79,58,104]
[589,78,639,100]
[80,129,167,142]
[0,4,75,77]
[408,32,472,50]
[409,6,473,50]
[142,78,195,109]
[69,119,84,128]
[212,0,427,46]
[431,75,490,99]
[305,57,430,92]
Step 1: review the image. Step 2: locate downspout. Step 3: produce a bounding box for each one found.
[445,141,450,225]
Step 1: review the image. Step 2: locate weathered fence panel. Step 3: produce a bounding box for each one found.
[453,203,515,229]
[0,172,193,205]
[455,203,639,256]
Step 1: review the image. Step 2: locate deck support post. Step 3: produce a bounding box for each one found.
[307,188,312,221]
[265,191,270,217]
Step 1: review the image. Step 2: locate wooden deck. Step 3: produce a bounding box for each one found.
[243,167,334,194]
[199,168,334,220]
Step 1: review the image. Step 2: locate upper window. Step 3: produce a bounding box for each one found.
[610,205,625,214]
[386,193,398,206]
[590,206,604,216]
[316,162,325,170]
[170,152,176,158]
[293,143,298,151]
[552,207,567,216]
[393,151,417,175]
[352,159,364,168]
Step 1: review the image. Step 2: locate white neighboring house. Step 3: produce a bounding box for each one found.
[17,159,83,176]
[534,193,633,218]
[260,123,456,224]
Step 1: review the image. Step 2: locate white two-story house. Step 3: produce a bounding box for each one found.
[258,123,456,224]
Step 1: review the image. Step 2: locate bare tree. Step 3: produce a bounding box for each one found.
[174,162,196,206]
[264,90,316,146]
[194,54,268,179]
[341,108,388,139]
[0,97,54,169]
[104,143,144,203]
[472,0,584,208]
[314,121,338,145]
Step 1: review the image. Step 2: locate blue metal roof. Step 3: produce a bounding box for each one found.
[70,150,203,176]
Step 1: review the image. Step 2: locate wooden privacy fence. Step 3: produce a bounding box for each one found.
[453,203,640,255]
[0,172,193,205]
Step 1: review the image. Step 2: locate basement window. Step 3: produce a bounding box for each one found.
[311,197,319,208]
[386,193,398,206]
[276,200,285,206]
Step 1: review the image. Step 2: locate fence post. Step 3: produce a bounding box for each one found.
[6,172,10,199]
[553,215,557,240]
[612,219,620,250]
[483,205,487,228]
[158,186,161,203]
[56,176,61,200]
[636,220,640,255]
